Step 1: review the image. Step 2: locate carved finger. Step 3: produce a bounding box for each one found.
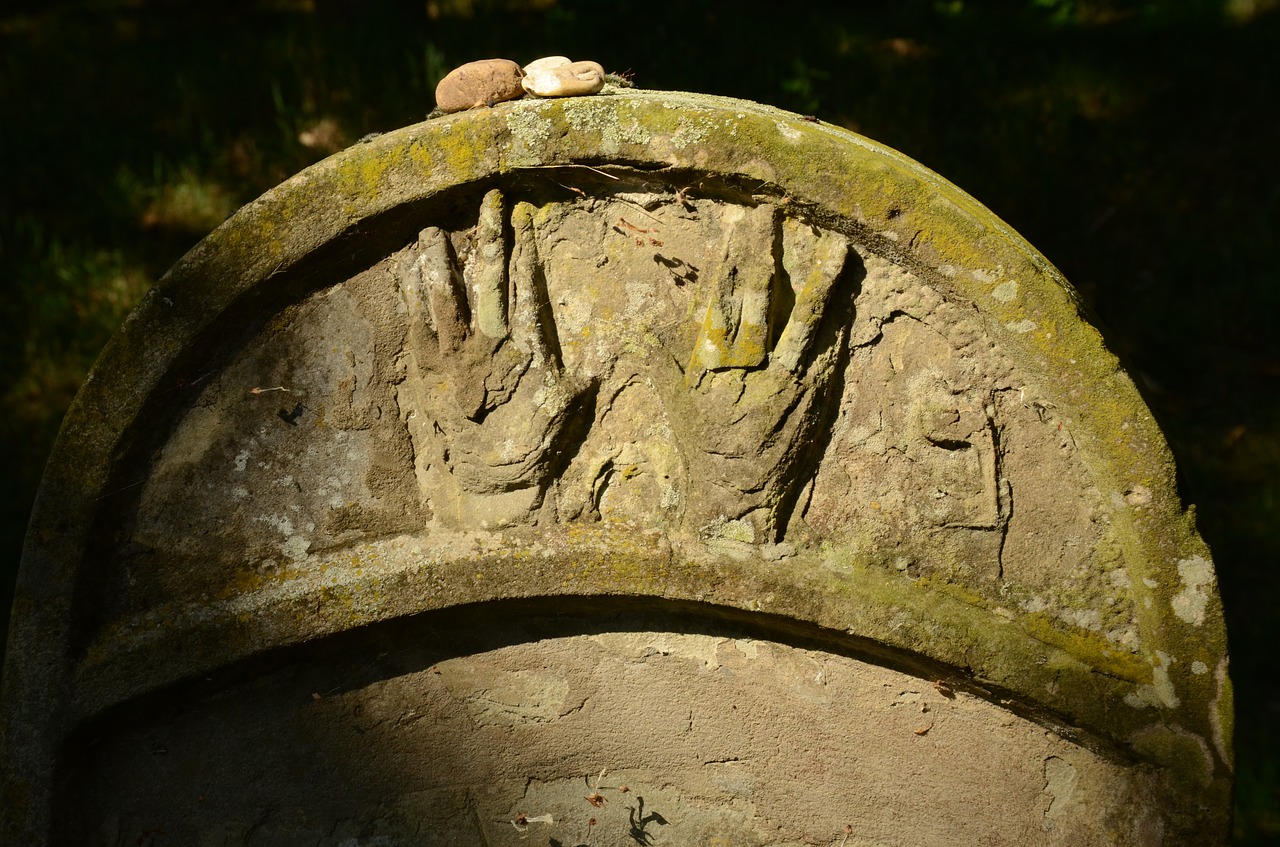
[509,201,556,370]
[688,204,777,377]
[468,188,508,341]
[732,204,779,367]
[397,240,436,347]
[417,226,470,355]
[772,226,849,373]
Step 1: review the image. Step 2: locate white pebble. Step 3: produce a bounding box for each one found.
[521,58,606,97]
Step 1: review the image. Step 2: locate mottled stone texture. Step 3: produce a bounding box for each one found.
[2,91,1231,845]
[66,622,1171,846]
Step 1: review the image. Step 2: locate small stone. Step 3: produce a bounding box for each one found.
[435,59,525,113]
[521,57,606,98]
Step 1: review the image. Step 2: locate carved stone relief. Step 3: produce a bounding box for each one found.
[394,189,853,545]
[4,93,1229,847]
[116,184,1135,651]
[800,253,1137,649]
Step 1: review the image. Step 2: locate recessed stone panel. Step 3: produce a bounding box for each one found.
[65,620,1164,847]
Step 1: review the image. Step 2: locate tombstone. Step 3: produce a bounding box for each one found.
[2,90,1232,845]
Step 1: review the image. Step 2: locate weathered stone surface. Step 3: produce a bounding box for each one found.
[1,91,1231,845]
[434,58,524,113]
[62,623,1173,846]
[521,56,606,97]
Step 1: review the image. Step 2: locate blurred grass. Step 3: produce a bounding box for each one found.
[2,0,1277,841]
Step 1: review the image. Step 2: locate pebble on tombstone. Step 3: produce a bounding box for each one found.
[434,59,525,113]
[522,56,606,97]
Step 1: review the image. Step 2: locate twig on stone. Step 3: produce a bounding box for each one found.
[518,164,619,180]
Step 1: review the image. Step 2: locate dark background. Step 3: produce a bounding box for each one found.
[2,0,1276,840]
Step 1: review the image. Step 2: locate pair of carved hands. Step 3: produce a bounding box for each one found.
[401,191,852,541]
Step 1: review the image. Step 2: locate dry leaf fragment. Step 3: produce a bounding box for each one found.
[509,813,554,832]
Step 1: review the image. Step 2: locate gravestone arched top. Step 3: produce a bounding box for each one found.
[4,90,1230,844]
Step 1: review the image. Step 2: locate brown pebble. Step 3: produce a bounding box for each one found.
[435,59,525,113]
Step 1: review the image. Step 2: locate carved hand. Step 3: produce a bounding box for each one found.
[661,204,853,543]
[400,190,594,526]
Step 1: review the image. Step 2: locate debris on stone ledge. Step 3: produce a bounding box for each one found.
[434,59,525,113]
[521,56,606,97]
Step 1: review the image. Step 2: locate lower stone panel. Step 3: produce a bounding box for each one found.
[62,611,1158,847]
